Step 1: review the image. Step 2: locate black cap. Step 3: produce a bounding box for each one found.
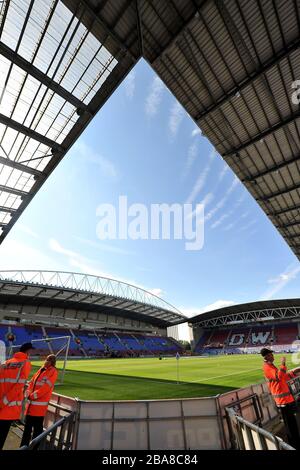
[19,342,35,353]
[260,347,273,357]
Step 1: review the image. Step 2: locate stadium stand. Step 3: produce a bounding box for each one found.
[274,324,298,345]
[44,327,78,357]
[194,331,211,353]
[195,322,300,355]
[69,330,104,356]
[0,323,182,358]
[205,330,229,349]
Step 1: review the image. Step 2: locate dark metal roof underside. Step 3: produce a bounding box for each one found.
[0,0,299,261]
[0,278,182,327]
[189,298,300,325]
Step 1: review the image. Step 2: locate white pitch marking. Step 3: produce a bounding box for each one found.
[188,367,262,383]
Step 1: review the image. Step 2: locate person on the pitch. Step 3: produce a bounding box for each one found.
[20,354,58,448]
[0,342,33,450]
[261,347,300,449]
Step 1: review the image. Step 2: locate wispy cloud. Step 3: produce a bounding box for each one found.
[149,288,164,297]
[182,142,198,179]
[185,149,216,204]
[186,166,210,205]
[49,238,115,279]
[169,101,185,137]
[74,236,135,256]
[145,76,164,117]
[239,219,256,231]
[186,192,214,220]
[15,223,39,239]
[49,238,164,298]
[191,128,202,137]
[260,264,300,300]
[211,213,231,229]
[74,141,118,179]
[223,222,235,231]
[205,176,239,222]
[180,299,236,318]
[211,192,246,230]
[0,238,60,271]
[218,164,229,182]
[176,299,236,341]
[201,192,214,207]
[125,70,136,99]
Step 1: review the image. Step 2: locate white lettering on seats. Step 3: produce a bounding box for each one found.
[229,334,245,346]
[251,331,271,345]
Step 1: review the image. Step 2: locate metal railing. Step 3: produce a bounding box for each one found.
[225,407,295,450]
[288,376,300,402]
[225,393,263,425]
[19,411,76,450]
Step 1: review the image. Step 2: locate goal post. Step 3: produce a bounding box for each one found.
[6,335,71,386]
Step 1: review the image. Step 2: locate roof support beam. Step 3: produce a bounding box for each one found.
[112,299,133,309]
[0,206,16,214]
[0,113,62,151]
[71,0,137,62]
[96,299,117,307]
[276,220,300,229]
[243,152,300,182]
[0,184,27,198]
[286,233,300,240]
[0,41,91,115]
[257,182,300,202]
[0,155,44,178]
[92,295,109,304]
[135,0,144,56]
[151,0,210,64]
[268,203,300,217]
[223,109,300,157]
[195,39,300,122]
[290,244,300,251]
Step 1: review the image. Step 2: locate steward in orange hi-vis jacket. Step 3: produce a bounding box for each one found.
[261,347,300,449]
[20,354,58,449]
[0,343,33,450]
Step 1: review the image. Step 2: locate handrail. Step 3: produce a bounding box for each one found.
[225,407,295,450]
[19,411,76,450]
[287,376,300,401]
[225,393,263,425]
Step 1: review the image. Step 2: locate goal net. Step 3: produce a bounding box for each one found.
[6,335,71,386]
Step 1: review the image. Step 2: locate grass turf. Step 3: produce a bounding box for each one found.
[31,353,295,401]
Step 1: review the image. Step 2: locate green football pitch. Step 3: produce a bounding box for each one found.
[32,353,295,401]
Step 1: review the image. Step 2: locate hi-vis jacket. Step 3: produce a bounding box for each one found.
[0,352,31,420]
[263,361,296,406]
[26,366,58,417]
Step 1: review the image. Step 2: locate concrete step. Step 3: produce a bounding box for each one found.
[3,424,22,450]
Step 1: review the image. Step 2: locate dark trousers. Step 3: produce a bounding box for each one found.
[20,415,44,449]
[280,402,300,449]
[0,420,13,450]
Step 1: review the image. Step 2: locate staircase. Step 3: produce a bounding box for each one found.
[42,326,53,353]
[69,329,87,357]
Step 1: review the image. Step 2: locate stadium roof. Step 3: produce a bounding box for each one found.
[0,0,299,259]
[0,270,187,326]
[189,298,300,327]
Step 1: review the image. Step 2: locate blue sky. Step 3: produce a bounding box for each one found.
[0,59,299,338]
